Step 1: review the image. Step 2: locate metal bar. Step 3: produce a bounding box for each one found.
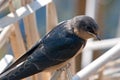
[0,25,14,49]
[0,54,13,73]
[0,0,52,28]
[66,68,73,80]
[51,70,62,80]
[0,0,9,12]
[73,41,120,80]
[82,0,97,69]
[85,0,97,18]
[84,38,120,50]
[81,38,120,68]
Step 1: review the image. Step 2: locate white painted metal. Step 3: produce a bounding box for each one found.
[73,41,120,80]
[0,0,52,28]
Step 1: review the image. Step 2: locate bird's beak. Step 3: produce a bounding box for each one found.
[88,32,101,40]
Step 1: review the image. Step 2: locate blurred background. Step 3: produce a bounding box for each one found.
[1,0,120,38]
[0,0,120,80]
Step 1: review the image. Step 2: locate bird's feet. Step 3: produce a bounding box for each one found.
[50,63,72,80]
[59,63,71,71]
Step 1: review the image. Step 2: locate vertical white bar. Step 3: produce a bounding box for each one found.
[85,0,97,18]
[81,0,97,68]
[116,16,120,37]
[81,39,94,68]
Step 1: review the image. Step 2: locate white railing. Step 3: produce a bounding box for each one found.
[0,0,52,74]
[73,40,120,80]
[0,0,52,28]
[0,0,120,80]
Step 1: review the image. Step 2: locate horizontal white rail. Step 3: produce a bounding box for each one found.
[73,41,120,80]
[84,38,120,50]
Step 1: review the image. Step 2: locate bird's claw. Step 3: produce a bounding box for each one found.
[51,63,72,80]
[60,63,71,71]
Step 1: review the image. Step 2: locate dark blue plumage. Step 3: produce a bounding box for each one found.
[0,21,85,80]
[0,15,100,80]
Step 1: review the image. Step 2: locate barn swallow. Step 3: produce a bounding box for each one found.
[0,15,100,80]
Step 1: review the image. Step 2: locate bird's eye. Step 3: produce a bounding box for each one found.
[86,27,94,34]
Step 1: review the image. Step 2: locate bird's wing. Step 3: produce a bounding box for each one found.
[0,40,41,75]
[0,21,86,79]
[0,21,66,75]
[43,35,85,61]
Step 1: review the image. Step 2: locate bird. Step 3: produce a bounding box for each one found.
[0,15,100,80]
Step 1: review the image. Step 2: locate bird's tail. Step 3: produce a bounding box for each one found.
[0,61,42,80]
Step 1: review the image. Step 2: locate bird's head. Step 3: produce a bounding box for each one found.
[71,15,100,40]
